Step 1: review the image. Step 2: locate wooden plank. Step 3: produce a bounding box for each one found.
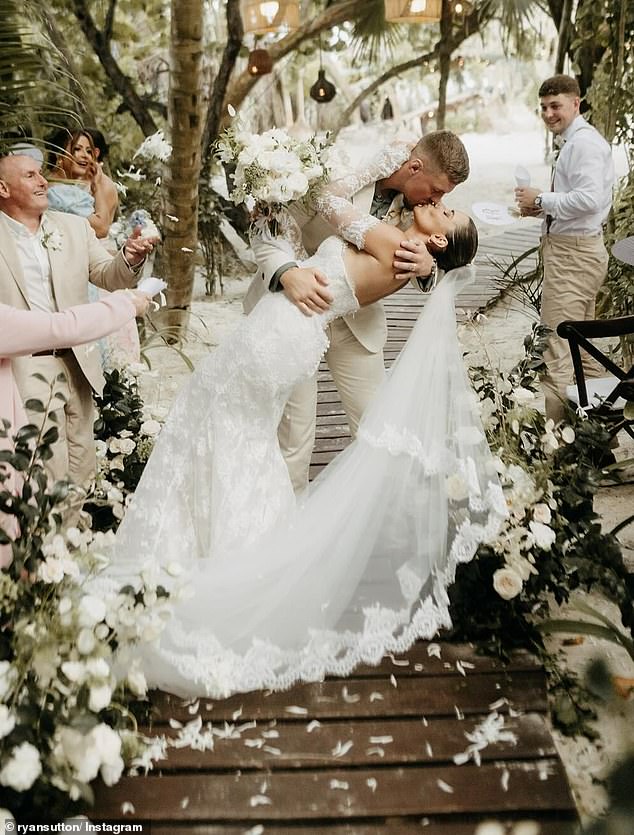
[147,821,576,835]
[152,713,555,770]
[148,670,547,723]
[92,759,574,821]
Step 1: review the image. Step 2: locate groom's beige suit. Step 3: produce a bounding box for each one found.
[245,183,407,490]
[0,210,138,487]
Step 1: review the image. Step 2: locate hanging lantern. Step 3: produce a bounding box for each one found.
[241,0,299,34]
[247,48,273,76]
[384,0,442,23]
[309,69,336,104]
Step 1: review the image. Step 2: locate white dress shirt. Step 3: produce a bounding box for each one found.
[540,115,614,236]
[2,211,56,312]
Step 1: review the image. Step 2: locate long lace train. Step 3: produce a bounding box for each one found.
[98,256,506,699]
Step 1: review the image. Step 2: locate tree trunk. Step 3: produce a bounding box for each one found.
[554,0,573,73]
[436,0,453,130]
[162,0,205,323]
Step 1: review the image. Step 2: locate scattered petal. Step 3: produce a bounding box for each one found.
[187,700,200,715]
[366,777,378,793]
[121,802,135,815]
[181,246,194,253]
[501,768,510,791]
[329,779,349,790]
[366,746,385,757]
[263,745,281,756]
[369,735,393,745]
[232,707,243,720]
[454,705,464,720]
[437,779,454,793]
[306,720,321,732]
[285,705,308,715]
[425,742,434,757]
[427,643,442,659]
[389,674,398,688]
[249,794,272,807]
[369,692,384,702]
[342,686,360,703]
[180,797,189,809]
[332,740,354,758]
[244,738,265,749]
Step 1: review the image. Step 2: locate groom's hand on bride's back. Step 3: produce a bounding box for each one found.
[280,267,333,316]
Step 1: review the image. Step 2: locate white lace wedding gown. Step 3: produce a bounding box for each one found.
[105,146,507,698]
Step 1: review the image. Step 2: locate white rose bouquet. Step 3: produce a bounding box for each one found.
[216,108,328,228]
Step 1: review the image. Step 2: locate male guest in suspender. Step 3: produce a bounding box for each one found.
[515,74,614,423]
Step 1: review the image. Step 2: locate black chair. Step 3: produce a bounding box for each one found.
[557,315,634,441]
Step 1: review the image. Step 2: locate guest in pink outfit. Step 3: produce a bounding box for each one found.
[0,291,149,567]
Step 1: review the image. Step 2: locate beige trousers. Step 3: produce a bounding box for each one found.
[540,233,608,423]
[22,354,96,491]
[279,318,385,491]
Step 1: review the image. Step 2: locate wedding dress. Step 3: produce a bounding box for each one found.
[103,146,508,698]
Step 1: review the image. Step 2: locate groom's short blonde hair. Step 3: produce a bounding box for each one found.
[413,131,469,186]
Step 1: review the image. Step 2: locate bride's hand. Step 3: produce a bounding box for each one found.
[279,267,333,316]
[393,239,434,280]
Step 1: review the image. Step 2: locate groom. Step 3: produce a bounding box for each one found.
[246,130,470,491]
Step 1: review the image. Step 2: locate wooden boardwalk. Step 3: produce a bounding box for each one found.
[87,223,578,831]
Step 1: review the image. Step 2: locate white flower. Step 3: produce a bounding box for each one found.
[117,437,136,456]
[0,705,16,739]
[89,683,113,713]
[510,387,535,406]
[561,425,575,444]
[532,503,552,525]
[77,628,97,655]
[0,663,16,701]
[140,419,161,437]
[95,439,108,458]
[86,657,110,679]
[43,533,68,559]
[91,724,124,785]
[78,594,107,627]
[529,520,556,551]
[61,661,86,683]
[65,526,82,548]
[38,557,65,584]
[41,227,63,251]
[492,568,523,600]
[134,130,172,163]
[0,742,42,791]
[127,664,148,697]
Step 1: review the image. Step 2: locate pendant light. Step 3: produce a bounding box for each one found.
[247,48,273,76]
[241,0,299,35]
[309,39,336,104]
[384,0,442,23]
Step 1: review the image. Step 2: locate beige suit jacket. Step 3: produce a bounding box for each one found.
[0,210,137,396]
[244,184,404,354]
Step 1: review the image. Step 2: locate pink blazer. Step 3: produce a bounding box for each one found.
[0,294,136,565]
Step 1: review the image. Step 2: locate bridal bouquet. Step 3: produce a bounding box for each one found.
[216,110,328,222]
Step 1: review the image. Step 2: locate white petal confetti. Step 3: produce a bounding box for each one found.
[121,802,135,815]
[369,735,393,745]
[263,745,281,756]
[387,653,410,667]
[245,827,264,835]
[286,705,308,715]
[167,214,179,222]
[369,692,384,702]
[452,712,518,767]
[427,643,442,659]
[366,777,378,793]
[249,794,272,807]
[436,779,454,794]
[454,706,465,720]
[366,746,385,757]
[389,674,398,688]
[169,718,183,729]
[181,246,194,252]
[501,768,510,791]
[332,740,354,758]
[244,738,265,749]
[306,720,321,732]
[186,699,200,715]
[489,697,508,711]
[329,779,349,790]
[180,797,189,809]
[262,729,279,738]
[425,742,434,757]
[342,686,361,703]
[232,707,243,720]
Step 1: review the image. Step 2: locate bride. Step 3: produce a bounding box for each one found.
[102,143,507,698]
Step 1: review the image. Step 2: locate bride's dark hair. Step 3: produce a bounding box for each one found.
[435,217,478,272]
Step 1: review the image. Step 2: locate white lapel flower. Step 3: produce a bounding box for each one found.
[41,226,63,252]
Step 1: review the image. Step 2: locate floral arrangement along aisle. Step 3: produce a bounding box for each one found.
[0,404,172,822]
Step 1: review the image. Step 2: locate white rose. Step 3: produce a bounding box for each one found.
[77,628,96,655]
[0,741,42,791]
[532,503,552,525]
[91,724,124,785]
[107,485,124,504]
[57,727,101,783]
[492,568,523,600]
[86,657,110,679]
[286,171,309,198]
[89,683,113,713]
[109,454,125,471]
[0,705,16,739]
[61,661,86,683]
[61,557,80,579]
[38,558,65,584]
[109,437,122,454]
[140,419,161,437]
[78,594,107,627]
[118,438,136,456]
[43,533,68,559]
[561,425,575,444]
[127,665,148,697]
[529,520,556,551]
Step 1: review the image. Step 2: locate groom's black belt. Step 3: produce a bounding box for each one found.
[32,348,72,358]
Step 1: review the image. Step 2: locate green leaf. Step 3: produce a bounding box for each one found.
[24,399,46,413]
[624,400,634,420]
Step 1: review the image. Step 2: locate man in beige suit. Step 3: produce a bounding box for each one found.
[0,145,156,490]
[245,131,470,490]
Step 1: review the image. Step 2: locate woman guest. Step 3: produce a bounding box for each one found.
[46,128,118,239]
[0,290,149,567]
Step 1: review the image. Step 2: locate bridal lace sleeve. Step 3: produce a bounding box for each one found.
[313,142,411,250]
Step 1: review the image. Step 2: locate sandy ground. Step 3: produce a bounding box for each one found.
[138,115,633,825]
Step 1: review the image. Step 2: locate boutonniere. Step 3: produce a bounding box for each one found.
[41,226,63,252]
